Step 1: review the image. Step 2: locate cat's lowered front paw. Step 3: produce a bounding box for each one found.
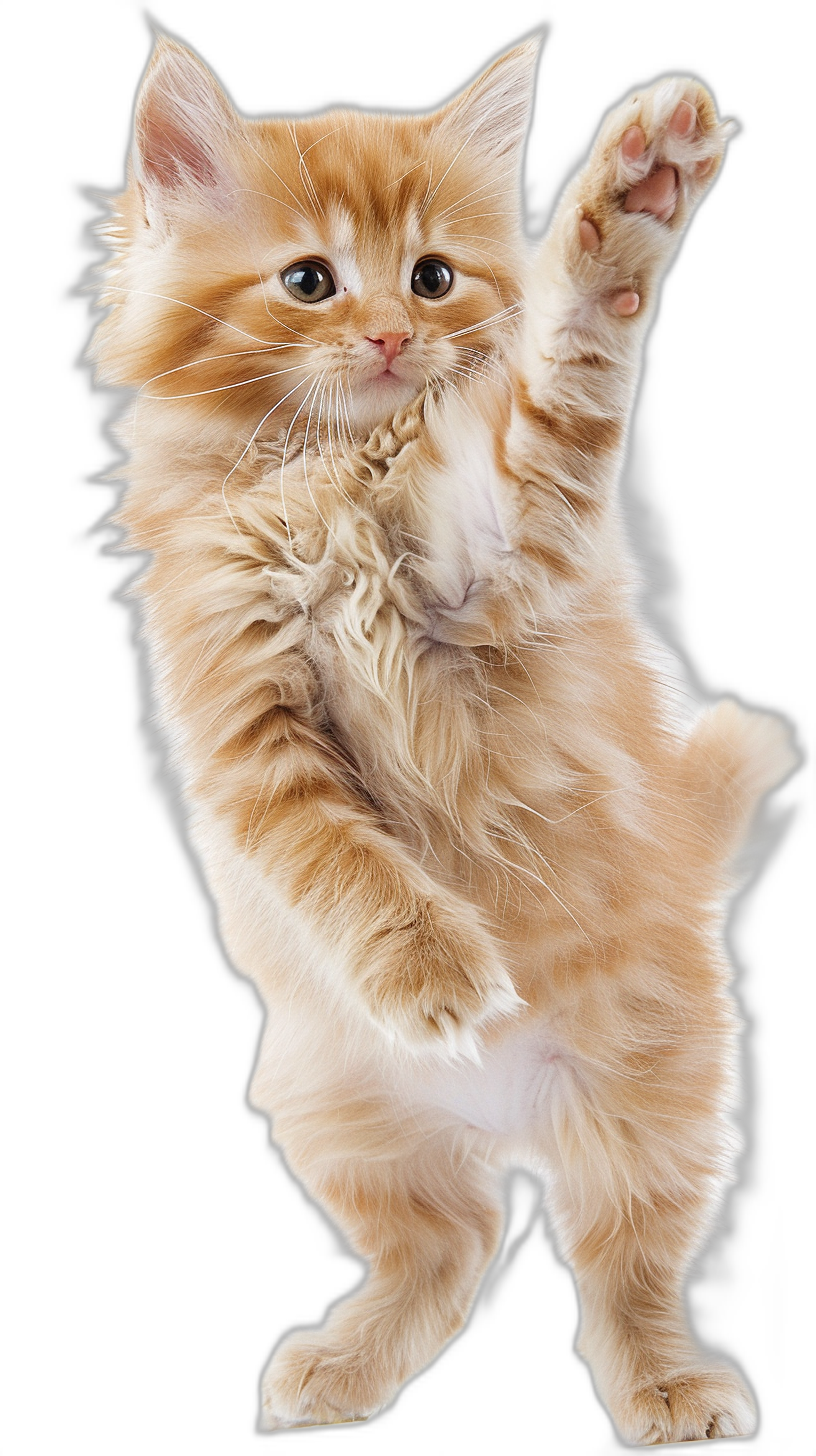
[360,899,524,1061]
[571,78,733,314]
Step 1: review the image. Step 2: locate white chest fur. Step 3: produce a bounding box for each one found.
[409,1021,571,1137]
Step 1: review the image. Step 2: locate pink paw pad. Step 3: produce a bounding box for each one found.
[613,291,640,316]
[579,217,602,253]
[669,99,697,138]
[621,125,646,163]
[624,165,679,222]
[621,101,700,224]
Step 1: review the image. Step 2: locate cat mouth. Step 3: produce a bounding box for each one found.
[359,365,415,393]
[369,362,407,383]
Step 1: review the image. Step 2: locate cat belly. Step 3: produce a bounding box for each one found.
[409,1021,571,1136]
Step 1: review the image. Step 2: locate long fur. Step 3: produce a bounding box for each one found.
[90,36,795,1442]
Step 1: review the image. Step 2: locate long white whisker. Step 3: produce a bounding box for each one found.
[142,362,316,401]
[449,242,505,299]
[138,345,309,396]
[441,304,524,341]
[435,181,509,220]
[317,379,354,505]
[106,286,276,345]
[221,373,314,539]
[256,270,319,343]
[333,385,350,470]
[237,132,311,217]
[226,187,310,219]
[278,375,322,546]
[386,159,427,190]
[300,124,347,159]
[339,374,355,446]
[290,120,324,217]
[418,128,479,220]
[446,210,517,223]
[302,372,341,539]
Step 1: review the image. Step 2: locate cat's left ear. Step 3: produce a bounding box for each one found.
[131,36,242,226]
[438,37,541,172]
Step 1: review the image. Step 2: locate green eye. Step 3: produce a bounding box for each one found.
[281,260,336,303]
[411,258,453,299]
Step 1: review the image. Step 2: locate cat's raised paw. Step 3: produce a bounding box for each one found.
[574,78,733,303]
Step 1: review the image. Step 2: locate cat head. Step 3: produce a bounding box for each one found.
[96,36,539,440]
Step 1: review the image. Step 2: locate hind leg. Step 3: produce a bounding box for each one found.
[562,1176,755,1443]
[541,990,756,1444]
[260,1098,502,1428]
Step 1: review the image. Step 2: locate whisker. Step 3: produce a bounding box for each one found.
[237,131,311,217]
[386,159,427,190]
[220,372,315,539]
[302,372,341,539]
[105,285,276,345]
[338,374,355,448]
[226,187,310,219]
[449,242,505,300]
[418,119,485,220]
[279,375,322,546]
[333,383,351,464]
[300,124,347,159]
[440,303,524,341]
[318,379,355,505]
[290,120,324,217]
[136,346,308,408]
[435,181,509,220]
[256,270,319,344]
[139,345,308,395]
[445,211,517,223]
[141,362,316,401]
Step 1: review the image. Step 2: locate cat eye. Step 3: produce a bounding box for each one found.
[411,258,454,299]
[281,260,337,303]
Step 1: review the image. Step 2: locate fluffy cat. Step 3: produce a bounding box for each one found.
[90,33,795,1443]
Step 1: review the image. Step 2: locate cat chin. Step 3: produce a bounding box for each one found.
[346,376,421,433]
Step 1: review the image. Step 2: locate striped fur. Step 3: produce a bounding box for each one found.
[90,36,795,1442]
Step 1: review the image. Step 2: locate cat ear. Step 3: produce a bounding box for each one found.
[132,37,240,220]
[438,37,541,170]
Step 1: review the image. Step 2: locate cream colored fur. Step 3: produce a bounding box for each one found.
[90,36,795,1442]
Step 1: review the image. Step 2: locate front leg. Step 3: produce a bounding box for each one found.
[511,80,731,577]
[209,704,522,1061]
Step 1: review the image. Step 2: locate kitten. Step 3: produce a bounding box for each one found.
[90,34,795,1442]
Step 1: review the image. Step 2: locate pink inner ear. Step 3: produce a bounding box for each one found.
[133,42,238,197]
[139,107,218,189]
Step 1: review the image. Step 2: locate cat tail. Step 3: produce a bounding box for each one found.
[678,697,798,861]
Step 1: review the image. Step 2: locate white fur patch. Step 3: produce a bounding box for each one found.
[410,1021,571,1135]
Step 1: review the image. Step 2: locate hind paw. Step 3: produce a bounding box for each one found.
[613,1365,757,1444]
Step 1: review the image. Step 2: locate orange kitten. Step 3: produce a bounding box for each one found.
[90,35,795,1442]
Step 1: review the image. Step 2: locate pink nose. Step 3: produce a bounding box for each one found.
[366,331,411,366]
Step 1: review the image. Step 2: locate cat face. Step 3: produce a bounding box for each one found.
[99,38,538,441]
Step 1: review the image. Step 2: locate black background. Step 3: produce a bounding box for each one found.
[52,5,810,1450]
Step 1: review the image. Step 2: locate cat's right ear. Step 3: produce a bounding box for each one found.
[437,36,541,175]
[132,38,241,228]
